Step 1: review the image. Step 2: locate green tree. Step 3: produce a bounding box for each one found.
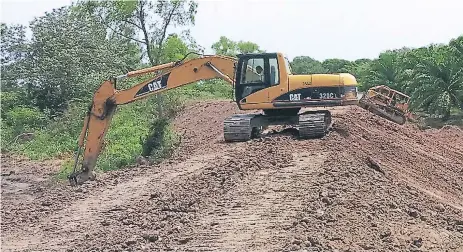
[407,45,463,118]
[21,6,137,115]
[211,36,237,56]
[0,23,28,93]
[322,58,352,73]
[290,56,327,74]
[362,50,408,91]
[449,35,463,65]
[159,33,189,62]
[346,58,373,89]
[78,0,200,125]
[211,36,263,56]
[236,41,263,54]
[80,0,198,65]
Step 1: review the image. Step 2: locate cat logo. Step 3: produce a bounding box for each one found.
[134,73,170,97]
[289,93,301,101]
[148,80,163,92]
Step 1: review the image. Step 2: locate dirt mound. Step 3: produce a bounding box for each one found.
[171,99,247,159]
[1,100,463,251]
[332,106,463,212]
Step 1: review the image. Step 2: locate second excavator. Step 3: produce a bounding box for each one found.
[68,52,359,185]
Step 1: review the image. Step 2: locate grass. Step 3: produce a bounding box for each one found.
[176,79,233,100]
[1,78,232,180]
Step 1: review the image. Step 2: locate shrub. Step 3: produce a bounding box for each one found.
[1,78,230,179]
[4,106,47,129]
[178,79,233,99]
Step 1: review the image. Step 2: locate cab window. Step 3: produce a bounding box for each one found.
[284,56,292,75]
[269,57,279,86]
[240,58,265,84]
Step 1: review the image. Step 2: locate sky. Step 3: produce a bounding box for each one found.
[1,0,462,61]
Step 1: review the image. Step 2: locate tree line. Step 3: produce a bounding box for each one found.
[2,0,461,121]
[1,0,462,170]
[1,0,204,168]
[289,38,463,120]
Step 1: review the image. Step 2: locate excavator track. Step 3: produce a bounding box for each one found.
[223,114,257,142]
[223,110,333,142]
[298,111,332,139]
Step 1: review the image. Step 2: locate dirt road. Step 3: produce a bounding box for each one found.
[2,100,463,251]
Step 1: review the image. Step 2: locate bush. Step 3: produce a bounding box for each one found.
[141,117,169,157]
[2,101,87,159]
[4,106,47,130]
[1,106,48,147]
[141,118,180,160]
[1,123,15,151]
[1,91,23,117]
[177,79,233,99]
[95,102,151,171]
[1,77,229,179]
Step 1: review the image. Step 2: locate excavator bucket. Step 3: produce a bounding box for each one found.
[358,85,411,125]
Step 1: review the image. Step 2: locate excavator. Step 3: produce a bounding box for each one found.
[68,52,360,185]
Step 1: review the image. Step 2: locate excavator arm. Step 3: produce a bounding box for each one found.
[68,54,237,185]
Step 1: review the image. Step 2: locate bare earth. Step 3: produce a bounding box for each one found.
[1,100,463,252]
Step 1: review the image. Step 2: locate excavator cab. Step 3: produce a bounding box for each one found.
[234,53,285,105]
[233,52,359,115]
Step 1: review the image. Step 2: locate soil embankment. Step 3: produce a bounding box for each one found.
[2,100,462,251]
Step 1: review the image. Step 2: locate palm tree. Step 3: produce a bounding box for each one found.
[407,45,463,119]
[449,35,463,65]
[363,50,410,91]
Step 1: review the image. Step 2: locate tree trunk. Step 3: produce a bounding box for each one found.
[443,108,451,121]
[154,3,178,65]
[138,1,154,66]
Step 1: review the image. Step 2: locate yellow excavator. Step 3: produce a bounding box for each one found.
[68,52,359,185]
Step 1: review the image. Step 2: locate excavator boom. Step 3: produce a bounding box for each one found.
[68,54,237,185]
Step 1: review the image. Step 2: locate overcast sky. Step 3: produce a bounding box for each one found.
[1,0,462,61]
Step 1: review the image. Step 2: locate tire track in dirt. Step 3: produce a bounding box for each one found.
[333,106,463,211]
[186,151,327,251]
[1,153,219,251]
[1,100,245,252]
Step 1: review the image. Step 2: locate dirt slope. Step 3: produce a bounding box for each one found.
[1,100,463,252]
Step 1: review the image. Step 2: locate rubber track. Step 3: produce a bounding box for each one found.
[223,114,255,142]
[224,112,331,141]
[298,113,328,139]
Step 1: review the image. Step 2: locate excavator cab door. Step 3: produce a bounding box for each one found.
[234,53,281,105]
